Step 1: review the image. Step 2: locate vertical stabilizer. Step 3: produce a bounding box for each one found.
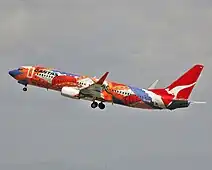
[165,64,204,99]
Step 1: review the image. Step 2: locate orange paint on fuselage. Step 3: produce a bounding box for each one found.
[11,66,154,109]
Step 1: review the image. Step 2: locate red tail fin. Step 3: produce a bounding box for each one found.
[165,64,204,99]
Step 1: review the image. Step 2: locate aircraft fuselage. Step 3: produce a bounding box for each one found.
[8,64,204,110]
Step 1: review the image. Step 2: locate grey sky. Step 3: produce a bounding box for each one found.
[1,0,212,169]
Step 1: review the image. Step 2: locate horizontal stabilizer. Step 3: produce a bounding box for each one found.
[148,80,159,89]
[190,101,207,104]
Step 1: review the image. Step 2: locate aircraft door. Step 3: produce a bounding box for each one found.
[27,67,35,78]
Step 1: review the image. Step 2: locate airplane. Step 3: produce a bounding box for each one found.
[8,64,205,110]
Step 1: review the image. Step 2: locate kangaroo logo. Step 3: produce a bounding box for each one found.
[165,82,196,98]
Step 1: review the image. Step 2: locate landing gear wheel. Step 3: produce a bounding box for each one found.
[98,102,105,110]
[23,87,27,91]
[91,101,98,109]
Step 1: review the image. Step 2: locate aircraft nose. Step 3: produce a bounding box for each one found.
[8,69,20,78]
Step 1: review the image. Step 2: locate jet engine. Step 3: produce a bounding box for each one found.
[61,87,80,99]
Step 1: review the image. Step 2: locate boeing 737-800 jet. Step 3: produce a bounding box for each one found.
[9,64,204,110]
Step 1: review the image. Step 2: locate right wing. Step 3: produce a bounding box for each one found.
[79,72,109,100]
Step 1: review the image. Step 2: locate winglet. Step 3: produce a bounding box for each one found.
[148,80,159,89]
[96,72,109,85]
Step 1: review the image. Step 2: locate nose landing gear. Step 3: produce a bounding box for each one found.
[23,85,28,92]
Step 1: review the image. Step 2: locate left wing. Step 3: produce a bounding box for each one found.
[79,72,109,100]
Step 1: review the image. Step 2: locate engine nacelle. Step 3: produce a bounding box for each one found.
[61,87,80,99]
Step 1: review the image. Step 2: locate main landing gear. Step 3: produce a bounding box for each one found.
[91,101,106,110]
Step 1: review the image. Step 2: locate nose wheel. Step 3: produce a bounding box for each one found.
[23,85,28,92]
[91,101,105,110]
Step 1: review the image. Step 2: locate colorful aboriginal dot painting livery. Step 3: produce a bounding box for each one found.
[9,64,205,110]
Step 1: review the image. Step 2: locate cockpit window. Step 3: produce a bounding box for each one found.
[18,68,24,71]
